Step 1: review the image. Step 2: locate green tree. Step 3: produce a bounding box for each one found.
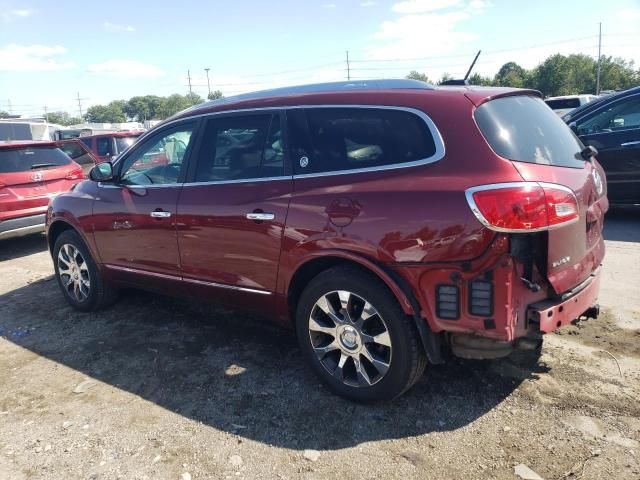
[84,100,127,123]
[207,90,224,100]
[598,56,640,92]
[468,73,494,86]
[45,111,82,126]
[494,62,527,88]
[125,95,166,121]
[406,70,432,83]
[437,73,453,84]
[0,110,10,119]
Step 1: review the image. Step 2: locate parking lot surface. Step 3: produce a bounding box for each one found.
[1,210,639,480]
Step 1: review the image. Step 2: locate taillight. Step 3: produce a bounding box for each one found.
[466,182,579,232]
[65,167,84,180]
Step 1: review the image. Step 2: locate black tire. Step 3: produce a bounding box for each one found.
[53,230,118,311]
[296,265,426,402]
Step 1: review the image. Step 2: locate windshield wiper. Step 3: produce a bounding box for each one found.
[30,163,59,169]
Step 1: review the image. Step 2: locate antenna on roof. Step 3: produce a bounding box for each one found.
[440,50,481,86]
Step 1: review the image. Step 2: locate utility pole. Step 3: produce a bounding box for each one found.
[204,68,211,97]
[76,92,84,118]
[187,70,193,96]
[346,50,351,81]
[44,105,48,123]
[596,22,602,95]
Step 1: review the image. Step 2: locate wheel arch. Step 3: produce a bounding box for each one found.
[286,250,445,364]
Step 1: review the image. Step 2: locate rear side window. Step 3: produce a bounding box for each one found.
[475,96,585,168]
[291,107,437,175]
[195,113,283,182]
[0,147,71,173]
[115,136,137,154]
[58,142,94,166]
[96,137,112,156]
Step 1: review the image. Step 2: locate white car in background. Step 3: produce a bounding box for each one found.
[545,94,598,117]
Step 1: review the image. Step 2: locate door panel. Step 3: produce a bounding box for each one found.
[92,185,182,276]
[176,111,290,311]
[92,122,197,279]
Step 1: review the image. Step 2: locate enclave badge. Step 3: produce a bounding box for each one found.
[32,172,43,182]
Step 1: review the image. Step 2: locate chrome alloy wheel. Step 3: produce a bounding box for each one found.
[57,244,91,302]
[308,290,392,387]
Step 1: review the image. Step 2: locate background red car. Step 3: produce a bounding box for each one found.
[56,139,99,177]
[0,141,83,240]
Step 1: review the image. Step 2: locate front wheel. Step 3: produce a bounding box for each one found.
[296,266,426,402]
[53,230,118,311]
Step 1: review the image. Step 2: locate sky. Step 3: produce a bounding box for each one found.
[1,0,639,118]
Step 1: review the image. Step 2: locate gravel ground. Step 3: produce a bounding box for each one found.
[1,209,639,480]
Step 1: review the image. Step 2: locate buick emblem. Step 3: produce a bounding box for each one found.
[592,169,603,196]
[32,172,43,182]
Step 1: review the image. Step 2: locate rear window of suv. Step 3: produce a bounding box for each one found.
[0,147,72,173]
[545,98,581,110]
[291,107,437,175]
[475,96,585,168]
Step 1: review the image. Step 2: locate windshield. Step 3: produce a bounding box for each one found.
[0,147,72,173]
[475,95,585,168]
[115,136,137,154]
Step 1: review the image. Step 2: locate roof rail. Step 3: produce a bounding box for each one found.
[196,79,434,109]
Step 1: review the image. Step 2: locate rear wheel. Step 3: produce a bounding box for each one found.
[53,230,118,311]
[296,266,426,402]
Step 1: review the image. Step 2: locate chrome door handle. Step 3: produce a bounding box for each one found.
[246,212,275,221]
[150,210,172,218]
[621,141,640,147]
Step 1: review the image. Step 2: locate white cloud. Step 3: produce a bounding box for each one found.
[0,44,75,72]
[103,21,135,32]
[367,1,488,60]
[392,0,461,14]
[360,1,376,6]
[87,59,165,79]
[322,3,337,8]
[1,7,36,22]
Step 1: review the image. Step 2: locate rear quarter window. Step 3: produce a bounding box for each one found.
[291,107,438,175]
[475,96,585,168]
[0,147,71,173]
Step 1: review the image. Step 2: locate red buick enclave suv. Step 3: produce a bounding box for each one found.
[46,80,607,401]
[1,141,84,240]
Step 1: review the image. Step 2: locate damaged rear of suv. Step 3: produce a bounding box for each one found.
[46,80,606,402]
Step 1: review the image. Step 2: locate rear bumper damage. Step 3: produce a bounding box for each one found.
[526,268,600,333]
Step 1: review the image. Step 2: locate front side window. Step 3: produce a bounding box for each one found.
[119,125,195,186]
[292,107,437,175]
[195,113,283,182]
[576,96,640,135]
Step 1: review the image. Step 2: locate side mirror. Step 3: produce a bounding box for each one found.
[89,162,115,182]
[580,145,598,162]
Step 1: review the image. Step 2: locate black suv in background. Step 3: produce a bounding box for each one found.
[564,86,640,205]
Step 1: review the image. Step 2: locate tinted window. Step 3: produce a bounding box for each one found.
[293,108,436,175]
[0,123,32,141]
[115,136,137,154]
[58,142,95,166]
[80,137,92,149]
[0,147,71,173]
[545,98,581,110]
[576,95,640,135]
[96,137,112,156]
[475,96,585,168]
[119,125,195,186]
[195,114,283,182]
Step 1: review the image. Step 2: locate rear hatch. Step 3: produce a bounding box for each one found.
[473,94,607,294]
[0,146,83,214]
